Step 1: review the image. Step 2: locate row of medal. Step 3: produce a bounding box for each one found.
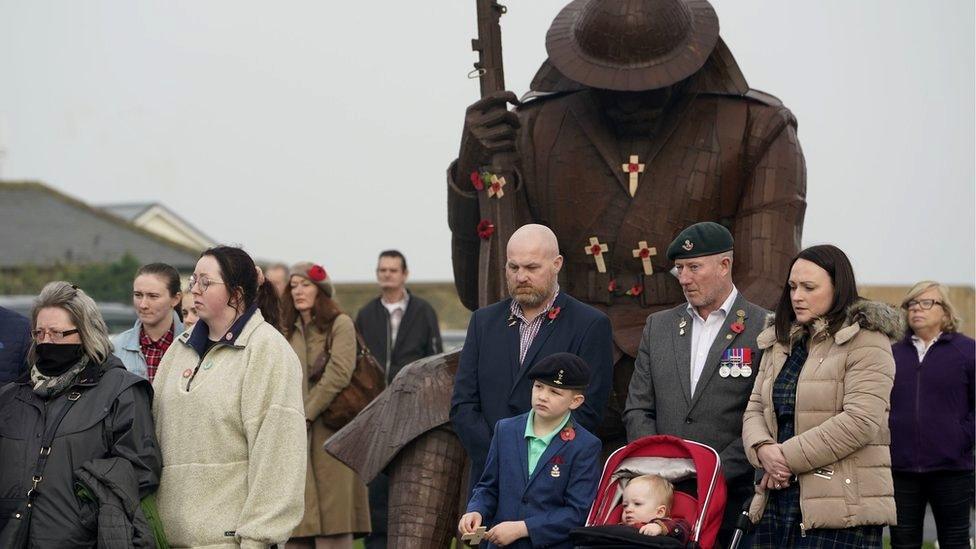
[719,347,753,378]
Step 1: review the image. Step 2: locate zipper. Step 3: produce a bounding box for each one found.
[913,354,922,472]
[799,522,806,537]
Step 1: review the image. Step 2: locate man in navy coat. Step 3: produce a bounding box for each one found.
[450,224,613,493]
[0,306,31,384]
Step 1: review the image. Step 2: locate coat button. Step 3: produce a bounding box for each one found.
[521,497,527,504]
[685,418,693,424]
[845,478,851,484]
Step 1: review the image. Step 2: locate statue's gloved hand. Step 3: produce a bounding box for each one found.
[465,91,521,153]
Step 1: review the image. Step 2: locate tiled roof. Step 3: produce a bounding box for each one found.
[0,181,199,269]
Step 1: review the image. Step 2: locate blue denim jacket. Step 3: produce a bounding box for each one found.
[112,310,184,380]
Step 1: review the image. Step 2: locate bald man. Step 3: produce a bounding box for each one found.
[450,224,613,494]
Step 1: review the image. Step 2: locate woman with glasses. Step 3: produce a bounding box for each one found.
[113,262,184,382]
[152,246,306,549]
[0,281,162,547]
[888,281,974,549]
[281,262,370,549]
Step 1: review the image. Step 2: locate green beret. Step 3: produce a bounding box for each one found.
[666,222,734,261]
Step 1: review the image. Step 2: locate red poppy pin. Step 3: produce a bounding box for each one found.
[470,171,485,191]
[476,219,495,240]
[307,264,327,282]
[730,322,745,334]
[608,279,618,293]
[549,455,565,465]
[547,306,561,324]
[560,426,576,442]
[626,284,643,297]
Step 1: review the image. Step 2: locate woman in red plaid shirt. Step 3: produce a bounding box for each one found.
[113,263,184,382]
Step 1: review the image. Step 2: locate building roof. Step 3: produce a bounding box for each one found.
[101,201,216,250]
[0,181,201,269]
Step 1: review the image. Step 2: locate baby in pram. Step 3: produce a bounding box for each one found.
[621,474,691,543]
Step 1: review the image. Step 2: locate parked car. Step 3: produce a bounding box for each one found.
[0,295,137,336]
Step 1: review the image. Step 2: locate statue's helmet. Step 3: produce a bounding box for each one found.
[546,0,720,91]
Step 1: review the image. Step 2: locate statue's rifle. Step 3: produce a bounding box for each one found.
[470,0,518,308]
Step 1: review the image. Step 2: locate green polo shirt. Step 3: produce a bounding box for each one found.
[524,410,572,475]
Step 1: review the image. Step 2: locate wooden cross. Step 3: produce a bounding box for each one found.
[585,237,609,273]
[487,175,506,198]
[621,155,645,197]
[632,241,657,275]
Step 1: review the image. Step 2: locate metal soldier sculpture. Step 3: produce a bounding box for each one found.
[450,0,806,441]
[327,0,806,546]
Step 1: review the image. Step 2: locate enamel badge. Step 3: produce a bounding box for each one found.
[550,464,561,478]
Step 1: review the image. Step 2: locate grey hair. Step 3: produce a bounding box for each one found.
[28,281,114,365]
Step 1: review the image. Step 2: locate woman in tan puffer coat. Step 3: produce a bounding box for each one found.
[742,245,901,548]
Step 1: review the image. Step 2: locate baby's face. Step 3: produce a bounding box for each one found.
[621,482,667,526]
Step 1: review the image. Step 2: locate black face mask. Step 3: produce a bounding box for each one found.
[35,343,85,376]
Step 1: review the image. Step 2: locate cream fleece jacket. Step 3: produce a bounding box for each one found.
[152,309,307,549]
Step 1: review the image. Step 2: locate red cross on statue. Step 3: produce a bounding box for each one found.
[621,155,645,197]
[585,237,609,273]
[632,241,657,275]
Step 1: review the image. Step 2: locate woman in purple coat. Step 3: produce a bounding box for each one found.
[889,281,974,549]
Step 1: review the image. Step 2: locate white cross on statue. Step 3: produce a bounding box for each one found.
[632,241,657,275]
[621,155,645,197]
[585,237,609,273]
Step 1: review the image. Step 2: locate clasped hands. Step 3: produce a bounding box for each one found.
[757,443,793,491]
[459,512,528,546]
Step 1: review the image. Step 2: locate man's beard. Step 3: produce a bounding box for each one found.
[509,279,555,310]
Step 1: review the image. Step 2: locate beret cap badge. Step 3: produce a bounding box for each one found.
[682,239,694,251]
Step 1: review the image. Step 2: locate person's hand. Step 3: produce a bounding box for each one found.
[458,511,482,535]
[760,471,791,491]
[463,91,521,167]
[485,520,528,546]
[757,443,792,484]
[638,522,664,536]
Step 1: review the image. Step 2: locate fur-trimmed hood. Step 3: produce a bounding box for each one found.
[757,299,904,350]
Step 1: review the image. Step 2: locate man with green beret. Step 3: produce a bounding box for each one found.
[625,221,768,547]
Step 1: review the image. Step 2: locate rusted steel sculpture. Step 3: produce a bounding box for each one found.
[326,1,806,546]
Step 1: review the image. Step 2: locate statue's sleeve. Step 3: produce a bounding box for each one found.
[733,105,807,309]
[447,156,481,312]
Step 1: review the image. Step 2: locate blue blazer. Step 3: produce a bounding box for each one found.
[450,293,612,490]
[0,306,30,384]
[467,412,602,549]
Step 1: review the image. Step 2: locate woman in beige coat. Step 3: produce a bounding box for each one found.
[742,245,901,548]
[282,262,370,549]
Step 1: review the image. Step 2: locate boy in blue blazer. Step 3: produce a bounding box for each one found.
[459,353,602,548]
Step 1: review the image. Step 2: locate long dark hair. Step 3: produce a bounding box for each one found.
[135,262,183,321]
[280,280,343,340]
[201,246,281,329]
[774,244,859,343]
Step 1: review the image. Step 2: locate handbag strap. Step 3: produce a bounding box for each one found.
[26,390,84,503]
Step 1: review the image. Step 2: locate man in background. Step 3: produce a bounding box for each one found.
[356,249,442,549]
[0,305,30,384]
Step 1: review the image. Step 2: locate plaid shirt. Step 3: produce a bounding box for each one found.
[140,325,175,383]
[509,290,559,365]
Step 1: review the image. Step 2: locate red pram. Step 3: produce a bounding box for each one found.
[571,435,727,549]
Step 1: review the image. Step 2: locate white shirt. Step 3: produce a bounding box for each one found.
[687,287,739,396]
[910,332,941,362]
[382,293,410,344]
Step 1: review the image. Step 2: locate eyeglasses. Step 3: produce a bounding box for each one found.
[903,299,943,311]
[31,328,80,342]
[187,275,225,293]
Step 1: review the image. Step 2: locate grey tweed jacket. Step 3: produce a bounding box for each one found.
[624,291,768,482]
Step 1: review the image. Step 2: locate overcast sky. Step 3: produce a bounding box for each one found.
[1,1,973,284]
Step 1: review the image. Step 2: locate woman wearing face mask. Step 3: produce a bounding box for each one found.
[0,281,162,548]
[888,281,974,549]
[114,263,184,382]
[152,246,306,549]
[280,262,370,549]
[742,245,901,548]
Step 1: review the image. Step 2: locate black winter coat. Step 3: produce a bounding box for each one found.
[355,292,443,382]
[0,355,161,548]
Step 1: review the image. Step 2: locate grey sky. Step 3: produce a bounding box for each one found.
[1,1,973,284]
